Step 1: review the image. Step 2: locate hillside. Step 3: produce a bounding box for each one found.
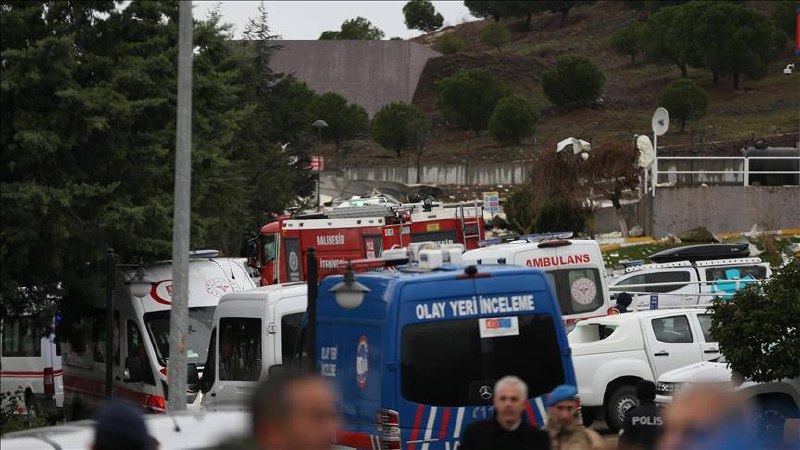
[325,0,798,169]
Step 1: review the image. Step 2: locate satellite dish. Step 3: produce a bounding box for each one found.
[636,135,655,168]
[652,107,669,136]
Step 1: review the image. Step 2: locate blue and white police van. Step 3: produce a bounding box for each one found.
[317,244,577,450]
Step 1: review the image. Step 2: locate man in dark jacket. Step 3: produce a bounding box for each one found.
[461,375,551,450]
[613,292,634,313]
[619,380,663,450]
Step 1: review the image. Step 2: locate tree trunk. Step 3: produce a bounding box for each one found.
[526,12,532,31]
[712,70,719,84]
[679,62,688,78]
[733,72,740,90]
[474,128,480,137]
[560,9,571,28]
[681,118,686,132]
[631,53,636,65]
[415,150,423,183]
[493,15,500,22]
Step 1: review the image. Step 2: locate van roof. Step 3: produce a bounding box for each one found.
[624,257,765,274]
[464,239,600,256]
[576,308,707,326]
[217,282,307,304]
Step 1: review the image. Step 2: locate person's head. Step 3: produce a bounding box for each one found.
[547,384,580,428]
[492,376,528,428]
[616,292,633,308]
[92,400,153,450]
[636,380,656,403]
[251,369,342,450]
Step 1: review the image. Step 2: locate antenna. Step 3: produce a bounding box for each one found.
[650,107,669,197]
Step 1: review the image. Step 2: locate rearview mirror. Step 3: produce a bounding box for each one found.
[123,356,145,383]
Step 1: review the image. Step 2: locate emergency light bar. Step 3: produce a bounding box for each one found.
[479,231,574,247]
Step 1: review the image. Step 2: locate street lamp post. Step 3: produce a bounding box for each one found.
[312,119,328,211]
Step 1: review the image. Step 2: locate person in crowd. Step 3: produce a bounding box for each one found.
[543,384,604,450]
[249,369,342,450]
[618,380,663,450]
[92,400,154,450]
[461,375,551,450]
[613,292,633,313]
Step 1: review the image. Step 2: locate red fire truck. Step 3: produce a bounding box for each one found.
[252,198,484,286]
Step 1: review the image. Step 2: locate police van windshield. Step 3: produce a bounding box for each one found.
[144,307,215,366]
[401,315,564,406]
[545,268,603,315]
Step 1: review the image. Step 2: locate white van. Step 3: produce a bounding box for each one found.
[462,238,612,323]
[201,283,307,409]
[62,255,255,418]
[608,257,772,309]
[1,317,63,419]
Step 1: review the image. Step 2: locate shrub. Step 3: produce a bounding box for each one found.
[535,195,585,233]
[610,21,643,65]
[434,33,466,55]
[658,78,709,132]
[480,22,511,51]
[436,69,510,135]
[541,55,605,109]
[488,94,539,145]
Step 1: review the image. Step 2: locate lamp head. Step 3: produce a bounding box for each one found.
[329,262,370,309]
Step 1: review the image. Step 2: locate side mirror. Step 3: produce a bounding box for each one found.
[123,357,145,383]
[187,363,199,388]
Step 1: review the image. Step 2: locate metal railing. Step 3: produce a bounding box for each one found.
[650,155,799,193]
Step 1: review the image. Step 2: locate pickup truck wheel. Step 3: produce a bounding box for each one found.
[580,407,597,427]
[606,385,639,432]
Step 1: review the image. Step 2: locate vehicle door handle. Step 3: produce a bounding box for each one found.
[654,351,670,357]
[704,348,719,354]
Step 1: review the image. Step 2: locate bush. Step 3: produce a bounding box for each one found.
[488,94,539,145]
[610,21,643,65]
[710,259,800,383]
[403,0,444,33]
[371,102,427,157]
[480,22,511,51]
[434,33,466,55]
[528,42,557,57]
[658,78,709,132]
[436,69,510,135]
[541,55,605,109]
[534,195,585,233]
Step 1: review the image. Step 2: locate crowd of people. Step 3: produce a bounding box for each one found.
[90,372,792,450]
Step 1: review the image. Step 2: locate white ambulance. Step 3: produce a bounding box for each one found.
[1,317,63,419]
[61,254,255,418]
[462,236,612,323]
[201,283,307,409]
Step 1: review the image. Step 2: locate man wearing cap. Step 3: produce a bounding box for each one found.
[461,375,551,450]
[543,385,604,450]
[92,400,154,450]
[619,381,663,450]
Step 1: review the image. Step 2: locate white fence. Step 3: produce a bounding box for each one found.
[652,156,800,190]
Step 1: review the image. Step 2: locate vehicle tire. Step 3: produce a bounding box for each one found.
[754,396,799,447]
[605,385,639,432]
[581,407,598,427]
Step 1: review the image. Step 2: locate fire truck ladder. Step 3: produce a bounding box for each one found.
[327,204,397,219]
[459,200,483,245]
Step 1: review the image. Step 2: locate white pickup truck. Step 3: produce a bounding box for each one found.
[608,257,771,310]
[568,309,719,431]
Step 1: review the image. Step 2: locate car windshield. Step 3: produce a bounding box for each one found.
[401,314,565,406]
[144,307,215,366]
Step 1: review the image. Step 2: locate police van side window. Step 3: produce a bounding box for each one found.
[652,316,693,344]
[219,318,262,381]
[280,313,305,366]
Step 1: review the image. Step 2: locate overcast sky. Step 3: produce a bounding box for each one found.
[194,1,477,40]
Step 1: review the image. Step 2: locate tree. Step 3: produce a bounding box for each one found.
[535,195,585,233]
[480,22,511,51]
[659,79,709,132]
[541,55,605,109]
[610,21,644,65]
[641,2,704,79]
[311,93,369,155]
[464,1,503,22]
[371,103,428,181]
[541,1,595,29]
[772,1,798,39]
[504,183,537,233]
[436,69,510,135]
[488,94,539,145]
[434,33,466,54]
[319,16,385,40]
[694,2,784,90]
[403,0,444,33]
[710,259,800,383]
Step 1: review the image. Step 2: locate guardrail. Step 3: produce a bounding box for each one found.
[650,155,800,194]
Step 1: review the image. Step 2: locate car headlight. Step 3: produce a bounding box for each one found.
[656,381,682,396]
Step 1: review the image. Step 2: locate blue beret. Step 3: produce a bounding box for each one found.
[94,400,153,450]
[547,384,578,406]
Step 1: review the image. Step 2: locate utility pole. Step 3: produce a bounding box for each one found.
[167,0,192,412]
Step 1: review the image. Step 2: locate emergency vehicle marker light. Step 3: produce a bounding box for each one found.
[538,240,572,248]
[456,265,491,279]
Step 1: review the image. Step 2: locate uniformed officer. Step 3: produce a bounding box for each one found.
[619,380,663,450]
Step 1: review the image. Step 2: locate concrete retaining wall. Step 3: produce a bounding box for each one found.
[651,186,800,237]
[344,163,529,185]
[270,41,440,117]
